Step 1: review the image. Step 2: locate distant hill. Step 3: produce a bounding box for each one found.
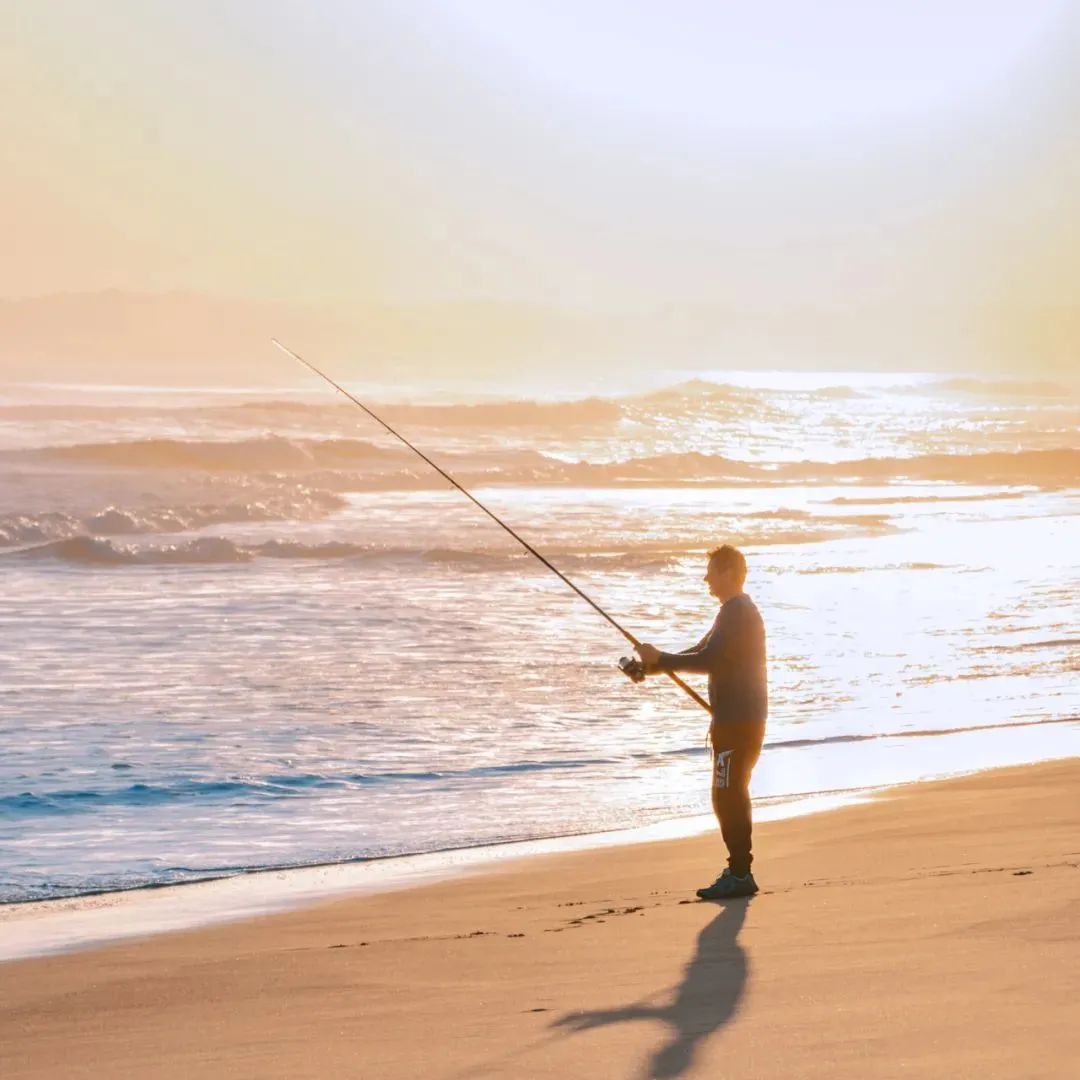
[0,292,584,386]
[0,290,1075,386]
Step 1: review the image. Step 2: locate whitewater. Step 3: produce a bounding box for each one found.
[1,371,1078,905]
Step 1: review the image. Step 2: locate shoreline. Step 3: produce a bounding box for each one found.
[4,733,1078,963]
[7,713,1078,924]
[0,786,880,964]
[2,756,1078,1078]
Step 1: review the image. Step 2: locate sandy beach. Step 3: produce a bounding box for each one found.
[2,758,1078,1079]
[7,7,1080,1078]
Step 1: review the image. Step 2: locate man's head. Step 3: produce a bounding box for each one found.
[703,544,747,602]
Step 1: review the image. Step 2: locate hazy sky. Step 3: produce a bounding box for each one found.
[2,2,1078,377]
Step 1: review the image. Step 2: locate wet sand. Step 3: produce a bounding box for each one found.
[2,758,1078,1079]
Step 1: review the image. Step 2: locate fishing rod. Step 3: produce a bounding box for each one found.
[271,338,711,715]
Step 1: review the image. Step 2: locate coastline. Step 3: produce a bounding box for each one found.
[4,724,1079,963]
[0,787,877,964]
[3,756,1079,1078]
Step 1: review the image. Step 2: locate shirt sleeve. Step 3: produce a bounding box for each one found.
[656,609,728,674]
[672,628,712,655]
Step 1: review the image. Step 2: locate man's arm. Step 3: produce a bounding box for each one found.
[654,627,724,674]
[636,611,727,674]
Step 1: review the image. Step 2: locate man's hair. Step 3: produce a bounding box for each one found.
[707,544,747,587]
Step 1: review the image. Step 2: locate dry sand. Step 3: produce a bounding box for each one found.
[2,759,1078,1079]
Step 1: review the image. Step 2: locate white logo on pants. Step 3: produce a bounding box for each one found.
[714,749,734,791]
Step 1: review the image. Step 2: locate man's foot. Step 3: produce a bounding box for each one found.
[695,868,759,900]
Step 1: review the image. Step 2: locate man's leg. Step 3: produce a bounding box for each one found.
[710,722,765,878]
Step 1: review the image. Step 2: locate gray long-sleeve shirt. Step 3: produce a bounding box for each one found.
[656,592,768,724]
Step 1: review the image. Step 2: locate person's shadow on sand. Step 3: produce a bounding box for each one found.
[551,899,750,1079]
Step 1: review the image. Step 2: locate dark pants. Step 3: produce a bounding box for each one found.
[709,720,766,877]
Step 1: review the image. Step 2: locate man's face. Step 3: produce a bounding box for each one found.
[704,558,732,599]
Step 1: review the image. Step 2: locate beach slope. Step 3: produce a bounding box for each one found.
[2,758,1078,1079]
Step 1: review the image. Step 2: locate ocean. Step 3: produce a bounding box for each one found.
[2,370,1078,905]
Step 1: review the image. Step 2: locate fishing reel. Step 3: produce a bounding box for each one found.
[618,656,648,683]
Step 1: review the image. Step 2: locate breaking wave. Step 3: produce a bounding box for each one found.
[8,523,892,568]
[0,491,347,547]
[0,384,711,427]
[15,435,401,471]
[8,536,663,569]
[7,440,1078,488]
[11,536,255,565]
[3,757,619,818]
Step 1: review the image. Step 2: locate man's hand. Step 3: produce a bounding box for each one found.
[635,642,661,668]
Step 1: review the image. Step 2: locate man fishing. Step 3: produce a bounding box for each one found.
[274,342,766,899]
[634,544,768,900]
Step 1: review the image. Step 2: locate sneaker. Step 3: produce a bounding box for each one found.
[695,868,759,900]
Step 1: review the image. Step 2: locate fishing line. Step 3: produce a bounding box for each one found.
[271,338,710,715]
